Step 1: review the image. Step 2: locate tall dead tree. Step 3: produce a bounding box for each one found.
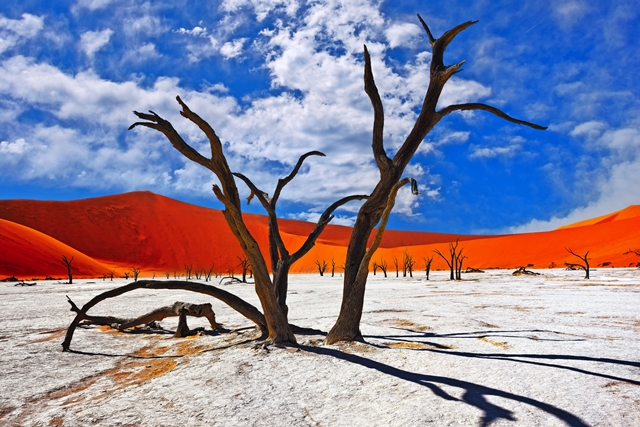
[325,15,545,343]
[130,97,297,344]
[565,247,590,279]
[233,153,366,318]
[61,255,74,284]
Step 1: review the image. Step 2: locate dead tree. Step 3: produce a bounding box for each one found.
[403,249,416,278]
[237,256,250,283]
[392,256,400,277]
[61,255,74,284]
[184,264,193,280]
[62,280,266,351]
[109,270,115,281]
[123,271,130,280]
[326,15,545,343]
[512,266,540,276]
[331,258,336,277]
[423,256,433,280]
[433,240,460,281]
[205,265,214,282]
[378,258,388,277]
[455,249,467,280]
[131,267,141,282]
[131,98,297,344]
[67,297,217,337]
[316,259,328,276]
[233,152,366,318]
[565,247,590,279]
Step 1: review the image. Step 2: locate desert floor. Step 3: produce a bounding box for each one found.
[1,269,639,426]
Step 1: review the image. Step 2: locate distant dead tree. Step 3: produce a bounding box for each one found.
[512,266,540,276]
[455,249,467,280]
[433,240,461,281]
[565,247,590,279]
[331,258,336,277]
[548,262,556,269]
[205,265,214,282]
[316,259,328,277]
[377,258,388,278]
[61,255,74,284]
[392,255,400,277]
[184,264,193,281]
[165,272,170,279]
[423,256,433,280]
[123,271,130,280]
[403,249,416,278]
[237,256,250,283]
[131,267,141,282]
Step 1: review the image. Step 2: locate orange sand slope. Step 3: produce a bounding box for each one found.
[1,191,638,278]
[0,219,112,278]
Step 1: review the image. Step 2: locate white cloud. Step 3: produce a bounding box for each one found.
[509,123,640,232]
[220,38,247,59]
[570,120,606,139]
[0,138,29,154]
[177,26,208,37]
[73,0,116,12]
[79,29,114,58]
[0,13,44,53]
[385,23,421,49]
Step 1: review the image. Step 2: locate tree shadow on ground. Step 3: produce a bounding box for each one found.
[300,344,589,427]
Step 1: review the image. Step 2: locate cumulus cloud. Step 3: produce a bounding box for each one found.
[0,13,44,53]
[220,38,247,59]
[0,138,29,154]
[79,29,113,58]
[385,23,421,48]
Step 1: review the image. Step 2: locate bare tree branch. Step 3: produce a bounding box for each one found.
[438,103,548,130]
[363,45,391,173]
[272,151,325,205]
[291,194,368,264]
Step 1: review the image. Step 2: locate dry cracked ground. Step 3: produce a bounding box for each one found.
[1,269,639,426]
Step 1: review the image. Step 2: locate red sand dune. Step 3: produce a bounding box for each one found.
[0,219,112,279]
[1,191,638,279]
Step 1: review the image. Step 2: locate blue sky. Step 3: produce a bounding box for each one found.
[1,0,639,234]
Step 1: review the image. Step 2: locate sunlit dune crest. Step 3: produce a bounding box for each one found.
[556,205,640,229]
[1,191,639,278]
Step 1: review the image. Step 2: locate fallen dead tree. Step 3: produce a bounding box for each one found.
[512,267,541,276]
[67,297,218,338]
[62,280,266,351]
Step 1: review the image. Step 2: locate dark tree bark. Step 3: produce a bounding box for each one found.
[325,15,546,344]
[62,280,265,351]
[565,247,590,279]
[62,255,74,284]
